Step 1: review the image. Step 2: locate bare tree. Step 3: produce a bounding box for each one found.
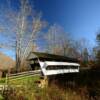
[73,38,90,60]
[0,0,47,72]
[45,24,72,56]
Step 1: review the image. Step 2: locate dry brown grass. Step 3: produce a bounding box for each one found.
[2,74,100,100]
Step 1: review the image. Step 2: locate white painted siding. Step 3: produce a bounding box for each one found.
[39,61,80,76]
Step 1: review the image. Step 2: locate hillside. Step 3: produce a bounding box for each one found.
[0,52,15,70]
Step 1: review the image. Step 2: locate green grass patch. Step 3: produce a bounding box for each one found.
[0,78,6,85]
[0,94,4,100]
[0,75,40,86]
[9,75,40,85]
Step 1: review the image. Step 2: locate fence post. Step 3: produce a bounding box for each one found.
[5,74,8,85]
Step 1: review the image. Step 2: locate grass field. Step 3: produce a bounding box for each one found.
[0,74,100,100]
[0,75,41,100]
[0,75,40,85]
[9,75,40,85]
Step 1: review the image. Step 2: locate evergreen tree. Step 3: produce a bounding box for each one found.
[96,33,100,67]
[83,48,88,62]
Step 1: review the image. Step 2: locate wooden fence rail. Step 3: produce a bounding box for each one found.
[7,70,41,80]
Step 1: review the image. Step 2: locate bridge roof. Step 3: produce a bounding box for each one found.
[27,52,79,63]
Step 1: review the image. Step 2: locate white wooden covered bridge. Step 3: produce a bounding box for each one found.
[27,52,80,76]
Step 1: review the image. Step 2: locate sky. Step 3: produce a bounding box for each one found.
[0,0,100,58]
[34,0,100,45]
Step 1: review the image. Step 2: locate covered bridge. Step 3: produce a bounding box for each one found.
[27,52,80,76]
